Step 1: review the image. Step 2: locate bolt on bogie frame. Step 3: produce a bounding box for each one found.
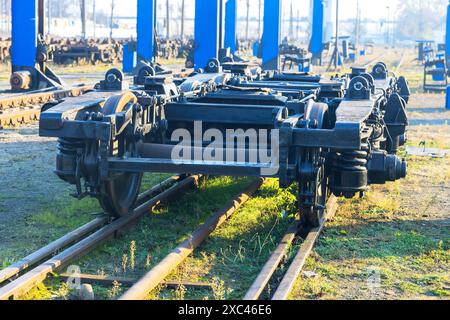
[39,60,410,228]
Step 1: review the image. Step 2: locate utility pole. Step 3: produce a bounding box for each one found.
[289,1,294,41]
[392,12,396,48]
[80,0,86,39]
[386,6,390,46]
[93,0,96,38]
[245,0,250,41]
[258,0,262,39]
[296,9,300,40]
[334,0,340,69]
[47,0,51,35]
[0,0,5,37]
[166,0,170,39]
[355,0,360,50]
[110,0,115,39]
[180,0,185,39]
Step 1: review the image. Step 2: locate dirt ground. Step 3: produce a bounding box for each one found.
[290,93,450,300]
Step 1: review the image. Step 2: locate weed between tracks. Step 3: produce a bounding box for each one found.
[289,125,450,300]
[22,176,298,300]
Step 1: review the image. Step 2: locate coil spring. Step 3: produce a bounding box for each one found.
[57,138,85,156]
[333,143,369,172]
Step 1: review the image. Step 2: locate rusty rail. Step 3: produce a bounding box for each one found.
[0,175,199,300]
[272,196,338,300]
[119,178,265,300]
[244,195,338,301]
[0,175,182,286]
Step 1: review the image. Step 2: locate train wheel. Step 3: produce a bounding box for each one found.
[98,92,143,217]
[300,102,331,228]
[301,166,328,228]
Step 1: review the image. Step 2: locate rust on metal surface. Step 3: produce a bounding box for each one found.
[271,195,338,300]
[120,178,265,300]
[243,221,300,300]
[0,217,107,285]
[0,176,199,300]
[0,175,184,286]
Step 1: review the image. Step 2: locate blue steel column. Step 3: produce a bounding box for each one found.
[446,1,450,109]
[310,0,324,65]
[137,0,156,63]
[194,0,222,68]
[224,0,237,54]
[11,0,37,70]
[261,0,281,70]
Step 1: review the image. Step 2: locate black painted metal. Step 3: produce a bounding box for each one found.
[39,59,410,226]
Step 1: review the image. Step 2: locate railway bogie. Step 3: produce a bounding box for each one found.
[39,60,410,227]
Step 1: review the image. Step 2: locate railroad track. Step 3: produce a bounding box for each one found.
[245,195,339,300]
[0,85,91,128]
[0,176,339,301]
[0,176,265,300]
[119,178,264,300]
[394,50,408,73]
[0,174,198,300]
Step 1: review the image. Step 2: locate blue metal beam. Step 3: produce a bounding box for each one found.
[446,1,450,109]
[446,1,450,63]
[310,0,324,63]
[261,0,281,70]
[137,0,156,63]
[11,0,37,69]
[224,0,237,54]
[194,0,223,69]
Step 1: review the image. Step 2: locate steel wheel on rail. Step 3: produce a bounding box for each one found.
[98,92,143,217]
[299,102,331,228]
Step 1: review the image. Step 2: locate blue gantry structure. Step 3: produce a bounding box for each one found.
[11,0,37,70]
[310,0,324,65]
[261,0,282,70]
[446,0,450,109]
[9,0,65,91]
[224,0,237,55]
[10,0,331,82]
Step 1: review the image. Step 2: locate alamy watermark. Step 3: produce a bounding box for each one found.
[170,121,280,176]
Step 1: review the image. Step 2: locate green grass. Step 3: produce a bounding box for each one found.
[21,177,298,300]
[289,160,449,300]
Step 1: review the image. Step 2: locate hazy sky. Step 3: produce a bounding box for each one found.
[102,0,400,20]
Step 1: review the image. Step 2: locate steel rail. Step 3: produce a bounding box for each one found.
[0,175,183,286]
[0,217,107,286]
[244,195,338,301]
[0,175,200,300]
[271,195,338,300]
[243,221,300,300]
[119,178,265,300]
[0,107,41,128]
[394,50,407,73]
